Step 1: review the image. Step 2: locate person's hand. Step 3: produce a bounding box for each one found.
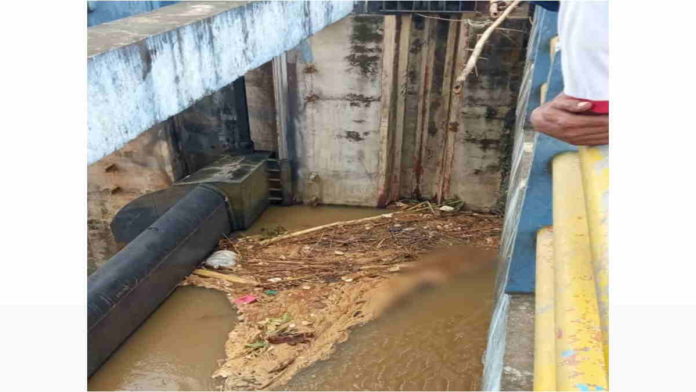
[530,93,609,146]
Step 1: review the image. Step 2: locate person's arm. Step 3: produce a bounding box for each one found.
[530,93,609,146]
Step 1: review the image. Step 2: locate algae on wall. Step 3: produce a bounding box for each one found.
[283,12,529,211]
[449,18,529,212]
[88,11,529,260]
[287,15,386,206]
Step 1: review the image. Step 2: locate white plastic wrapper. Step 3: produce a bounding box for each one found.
[204,250,239,269]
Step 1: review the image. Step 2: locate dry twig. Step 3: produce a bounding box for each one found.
[192,269,258,285]
[453,0,521,93]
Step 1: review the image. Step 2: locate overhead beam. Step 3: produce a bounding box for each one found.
[88,1,354,164]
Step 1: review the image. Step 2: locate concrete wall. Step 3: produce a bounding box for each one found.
[395,16,528,211]
[87,5,530,271]
[246,61,278,152]
[88,61,281,272]
[399,16,454,201]
[88,64,276,272]
[88,1,355,164]
[87,121,183,274]
[87,1,354,270]
[448,18,527,211]
[287,15,385,206]
[281,13,528,210]
[170,78,254,173]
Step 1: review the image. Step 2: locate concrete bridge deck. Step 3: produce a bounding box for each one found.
[88,1,353,164]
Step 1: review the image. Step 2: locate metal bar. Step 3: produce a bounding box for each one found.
[552,152,608,391]
[534,226,556,391]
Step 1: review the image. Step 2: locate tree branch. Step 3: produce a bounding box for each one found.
[453,0,522,94]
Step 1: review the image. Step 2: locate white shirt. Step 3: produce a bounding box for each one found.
[558,0,609,101]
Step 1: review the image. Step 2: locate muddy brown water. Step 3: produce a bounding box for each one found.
[87,286,235,391]
[278,250,496,391]
[88,206,496,391]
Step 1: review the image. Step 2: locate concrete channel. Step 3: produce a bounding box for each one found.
[87,1,544,390]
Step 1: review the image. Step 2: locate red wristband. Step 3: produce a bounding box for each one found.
[567,96,609,114]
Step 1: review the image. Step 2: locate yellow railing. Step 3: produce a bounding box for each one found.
[534,149,609,391]
[534,226,556,391]
[578,145,609,365]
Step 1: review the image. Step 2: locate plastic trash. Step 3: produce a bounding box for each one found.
[264,289,279,296]
[234,295,258,305]
[204,250,239,269]
[439,205,455,212]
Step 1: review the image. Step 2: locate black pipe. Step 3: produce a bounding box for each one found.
[87,184,232,376]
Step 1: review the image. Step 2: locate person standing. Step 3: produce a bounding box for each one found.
[529,0,609,146]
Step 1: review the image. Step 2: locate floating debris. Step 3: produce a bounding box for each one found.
[267,332,315,346]
[181,201,502,390]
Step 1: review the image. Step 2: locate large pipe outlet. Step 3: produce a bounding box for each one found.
[87,185,232,376]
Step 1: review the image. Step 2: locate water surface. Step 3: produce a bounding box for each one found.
[279,248,497,391]
[89,206,496,390]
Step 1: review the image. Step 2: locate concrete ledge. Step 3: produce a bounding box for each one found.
[501,294,534,391]
[88,0,354,164]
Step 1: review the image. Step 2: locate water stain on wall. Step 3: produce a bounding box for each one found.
[345,16,383,78]
[344,130,366,142]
